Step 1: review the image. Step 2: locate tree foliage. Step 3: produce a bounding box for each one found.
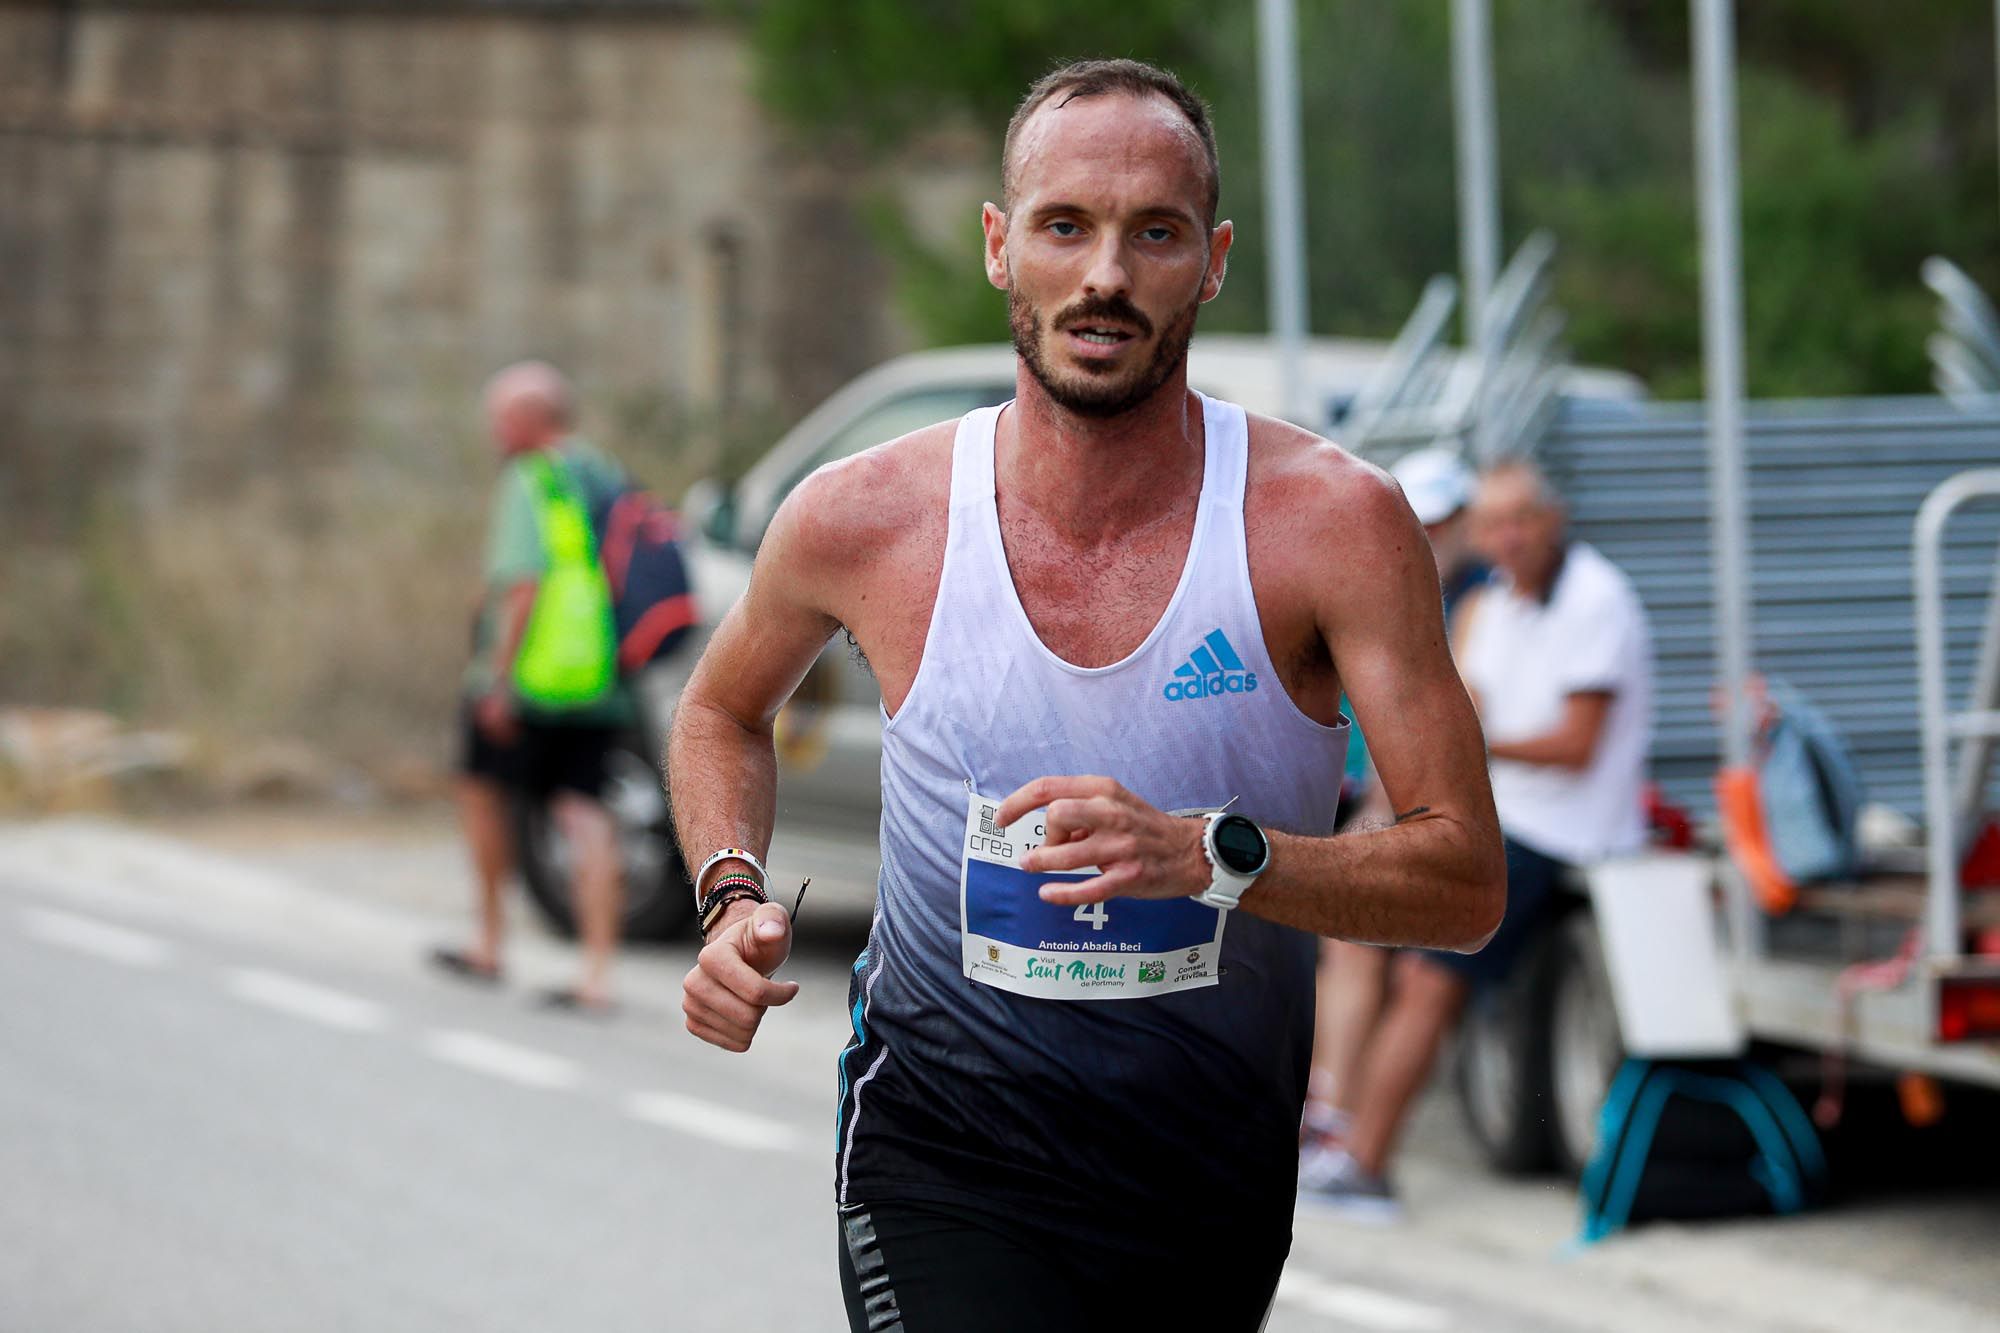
[739,0,2000,398]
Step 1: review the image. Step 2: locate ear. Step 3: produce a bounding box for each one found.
[982,203,1010,292]
[1200,219,1234,303]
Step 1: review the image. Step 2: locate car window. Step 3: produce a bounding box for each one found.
[780,383,1014,505]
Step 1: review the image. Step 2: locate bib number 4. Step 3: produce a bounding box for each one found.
[960,789,1225,1000]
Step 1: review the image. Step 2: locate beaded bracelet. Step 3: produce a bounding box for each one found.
[698,877,770,937]
[698,877,814,940]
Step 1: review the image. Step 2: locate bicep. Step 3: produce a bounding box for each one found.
[683,501,843,734]
[1323,510,1491,818]
[485,470,545,584]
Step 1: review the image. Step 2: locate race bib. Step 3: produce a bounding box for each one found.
[959,790,1227,1000]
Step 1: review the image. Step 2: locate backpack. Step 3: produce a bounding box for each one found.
[1758,679,1865,885]
[1715,678,1867,914]
[590,486,698,674]
[1578,1058,1828,1244]
[512,452,619,710]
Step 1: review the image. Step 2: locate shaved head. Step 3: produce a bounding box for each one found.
[483,360,572,456]
[484,360,572,425]
[1002,59,1219,226]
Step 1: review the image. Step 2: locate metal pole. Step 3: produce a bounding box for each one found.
[1692,0,1754,771]
[1258,0,1310,425]
[1452,0,1501,359]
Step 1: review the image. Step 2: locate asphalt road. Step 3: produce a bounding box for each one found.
[1,814,1996,1333]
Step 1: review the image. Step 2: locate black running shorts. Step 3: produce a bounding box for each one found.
[457,701,617,802]
[837,1198,1280,1332]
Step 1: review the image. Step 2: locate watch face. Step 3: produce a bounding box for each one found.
[1212,815,1269,875]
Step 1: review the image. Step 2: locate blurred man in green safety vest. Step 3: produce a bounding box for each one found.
[432,360,633,1014]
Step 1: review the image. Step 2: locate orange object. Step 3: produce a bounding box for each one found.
[1898,1072,1947,1128]
[1715,765,1800,914]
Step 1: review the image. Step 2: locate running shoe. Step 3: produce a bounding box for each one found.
[1296,1145,1402,1224]
[1299,1102,1351,1149]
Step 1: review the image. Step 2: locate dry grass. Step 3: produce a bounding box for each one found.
[0,468,481,779]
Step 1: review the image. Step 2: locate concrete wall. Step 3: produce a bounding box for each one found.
[0,2,909,533]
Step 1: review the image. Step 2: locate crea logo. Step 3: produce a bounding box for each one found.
[1163,629,1258,702]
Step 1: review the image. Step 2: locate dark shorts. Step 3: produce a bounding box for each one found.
[457,701,617,802]
[837,1199,1281,1333]
[1422,835,1570,989]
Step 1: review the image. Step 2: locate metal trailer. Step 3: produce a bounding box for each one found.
[1421,0,2000,1178]
[1447,408,2000,1178]
[1728,464,2000,1083]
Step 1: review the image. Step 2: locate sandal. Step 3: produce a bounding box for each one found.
[429,946,504,985]
[536,986,619,1018]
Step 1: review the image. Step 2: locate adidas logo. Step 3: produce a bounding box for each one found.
[1163,629,1259,702]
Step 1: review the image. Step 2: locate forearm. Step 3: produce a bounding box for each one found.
[1238,812,1504,950]
[486,582,537,690]
[1486,730,1589,769]
[1486,693,1611,770]
[666,690,781,900]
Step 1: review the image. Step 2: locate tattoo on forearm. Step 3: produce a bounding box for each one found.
[1394,806,1432,823]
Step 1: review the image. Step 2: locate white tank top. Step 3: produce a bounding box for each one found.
[836,392,1352,1230]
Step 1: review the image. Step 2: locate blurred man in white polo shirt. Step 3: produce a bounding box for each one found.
[1304,457,1652,1219]
[1464,461,1653,862]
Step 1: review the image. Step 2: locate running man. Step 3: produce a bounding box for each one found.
[670,59,1504,1330]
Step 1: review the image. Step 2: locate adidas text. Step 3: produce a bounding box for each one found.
[1164,671,1258,702]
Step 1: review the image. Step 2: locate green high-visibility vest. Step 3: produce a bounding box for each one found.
[511,451,617,710]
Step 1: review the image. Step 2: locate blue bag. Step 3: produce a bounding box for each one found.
[1759,679,1865,884]
[1578,1058,1828,1244]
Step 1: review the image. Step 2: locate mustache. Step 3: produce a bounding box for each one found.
[1052,295,1154,339]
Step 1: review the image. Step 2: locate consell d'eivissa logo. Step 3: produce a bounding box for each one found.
[1164,629,1258,702]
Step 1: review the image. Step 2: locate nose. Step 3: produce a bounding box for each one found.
[1080,233,1133,302]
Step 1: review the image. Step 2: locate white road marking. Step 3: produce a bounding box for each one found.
[424,1030,580,1091]
[624,1091,803,1152]
[1276,1269,1451,1331]
[225,967,389,1033]
[21,907,172,967]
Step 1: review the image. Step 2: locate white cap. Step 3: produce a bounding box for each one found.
[1391,447,1474,525]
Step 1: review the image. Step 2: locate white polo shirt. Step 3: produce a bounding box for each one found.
[1459,541,1653,864]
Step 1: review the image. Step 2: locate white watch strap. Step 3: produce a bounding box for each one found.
[1197,812,1257,910]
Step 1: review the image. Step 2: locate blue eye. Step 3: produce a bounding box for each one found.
[1049,221,1081,237]
[1141,227,1173,242]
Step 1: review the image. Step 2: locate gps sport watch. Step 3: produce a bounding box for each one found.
[1196,812,1270,910]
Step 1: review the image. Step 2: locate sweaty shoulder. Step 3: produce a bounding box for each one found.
[1236,411,1430,719]
[759,418,957,620]
[1241,410,1416,583]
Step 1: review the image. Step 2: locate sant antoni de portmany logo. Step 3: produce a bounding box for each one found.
[1163,629,1258,702]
